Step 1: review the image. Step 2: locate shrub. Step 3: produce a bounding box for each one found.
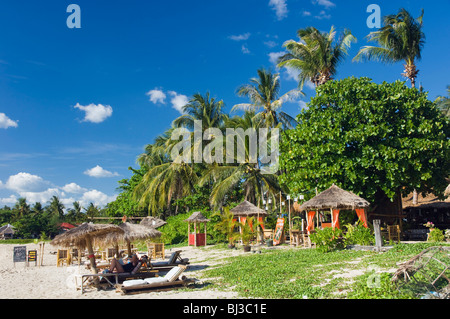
[344,222,374,246]
[428,228,445,242]
[309,227,344,253]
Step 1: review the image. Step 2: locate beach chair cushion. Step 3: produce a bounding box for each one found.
[167,251,180,264]
[122,279,146,287]
[143,277,169,284]
[165,266,185,282]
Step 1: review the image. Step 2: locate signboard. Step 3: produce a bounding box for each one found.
[13,246,27,265]
[27,250,37,266]
[273,218,285,246]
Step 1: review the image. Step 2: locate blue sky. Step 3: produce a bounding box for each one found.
[0,0,449,210]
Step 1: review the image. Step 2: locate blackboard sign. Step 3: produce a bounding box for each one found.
[13,246,27,264]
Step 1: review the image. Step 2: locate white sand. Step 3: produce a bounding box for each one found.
[0,243,263,299]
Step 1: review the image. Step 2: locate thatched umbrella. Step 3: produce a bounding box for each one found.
[51,222,124,275]
[140,216,167,229]
[100,222,162,256]
[229,200,267,217]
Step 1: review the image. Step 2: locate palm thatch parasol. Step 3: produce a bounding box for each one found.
[295,184,370,212]
[229,200,267,216]
[184,211,210,223]
[51,222,124,275]
[100,222,162,256]
[140,216,167,229]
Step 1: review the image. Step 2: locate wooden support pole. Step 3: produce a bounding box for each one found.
[373,219,383,252]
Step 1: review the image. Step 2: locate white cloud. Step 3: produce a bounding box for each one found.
[61,182,87,194]
[0,113,18,129]
[79,190,117,208]
[5,172,51,193]
[314,10,331,20]
[167,91,189,113]
[146,89,166,104]
[228,33,251,41]
[19,188,64,204]
[313,0,335,8]
[241,45,251,54]
[269,0,288,20]
[302,10,312,16]
[264,41,278,48]
[0,195,17,206]
[84,165,119,178]
[74,103,113,123]
[268,51,285,65]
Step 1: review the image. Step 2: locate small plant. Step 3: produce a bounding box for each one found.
[428,228,445,242]
[445,229,450,242]
[238,216,258,248]
[423,221,435,229]
[309,227,344,253]
[213,207,239,247]
[344,222,374,246]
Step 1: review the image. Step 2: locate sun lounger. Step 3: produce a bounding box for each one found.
[119,264,195,294]
[149,250,189,270]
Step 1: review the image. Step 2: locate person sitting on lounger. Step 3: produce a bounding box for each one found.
[109,254,141,273]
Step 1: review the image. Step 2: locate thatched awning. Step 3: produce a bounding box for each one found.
[50,222,124,248]
[184,211,210,223]
[140,216,167,229]
[230,200,267,217]
[100,222,161,245]
[296,184,370,212]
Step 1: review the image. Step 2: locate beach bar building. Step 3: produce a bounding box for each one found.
[0,224,15,240]
[294,184,370,233]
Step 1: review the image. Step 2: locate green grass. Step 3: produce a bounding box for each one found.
[202,242,450,299]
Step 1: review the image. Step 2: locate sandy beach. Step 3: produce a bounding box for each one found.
[0,242,263,299]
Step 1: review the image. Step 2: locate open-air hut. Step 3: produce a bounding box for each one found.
[50,222,124,277]
[294,184,370,233]
[230,200,268,231]
[0,224,15,240]
[184,212,210,247]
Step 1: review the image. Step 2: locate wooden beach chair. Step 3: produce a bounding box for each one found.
[149,250,189,271]
[147,242,165,259]
[56,249,70,267]
[119,264,195,295]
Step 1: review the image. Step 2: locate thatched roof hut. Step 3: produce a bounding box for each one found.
[295,184,370,212]
[140,216,167,229]
[184,211,210,223]
[230,200,267,217]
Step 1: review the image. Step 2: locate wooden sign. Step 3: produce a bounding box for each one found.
[273,218,285,246]
[13,246,27,265]
[27,250,37,266]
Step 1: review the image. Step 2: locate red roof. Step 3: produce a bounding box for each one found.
[58,222,76,229]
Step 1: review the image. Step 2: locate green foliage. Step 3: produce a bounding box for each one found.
[344,222,375,246]
[309,227,344,252]
[428,228,445,242]
[212,207,239,245]
[280,77,450,206]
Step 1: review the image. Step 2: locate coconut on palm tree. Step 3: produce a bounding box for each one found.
[278,26,357,88]
[353,8,425,88]
[232,68,302,129]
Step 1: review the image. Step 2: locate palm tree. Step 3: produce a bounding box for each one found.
[232,68,302,129]
[278,26,356,88]
[353,8,425,88]
[14,198,30,219]
[199,111,281,209]
[173,92,227,131]
[436,86,450,117]
[48,196,65,220]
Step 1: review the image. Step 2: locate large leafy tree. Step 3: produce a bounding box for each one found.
[232,68,301,129]
[353,8,425,88]
[280,77,449,216]
[278,26,356,88]
[436,86,450,118]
